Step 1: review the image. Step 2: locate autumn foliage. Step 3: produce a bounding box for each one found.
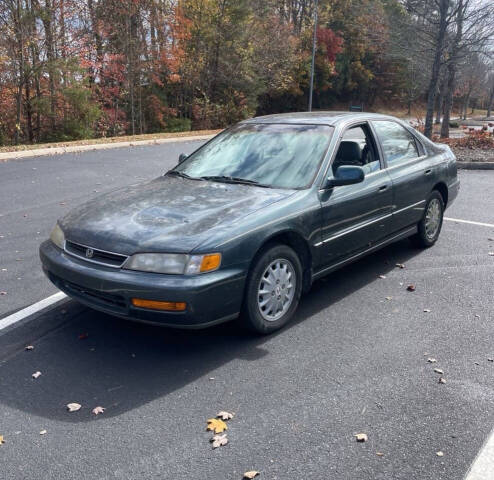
[2,0,489,146]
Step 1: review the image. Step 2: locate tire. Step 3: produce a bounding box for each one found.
[410,190,444,248]
[241,244,303,334]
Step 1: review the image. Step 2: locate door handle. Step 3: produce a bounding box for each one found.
[378,185,389,192]
[424,169,432,175]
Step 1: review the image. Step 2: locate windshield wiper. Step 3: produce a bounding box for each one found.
[166,170,202,181]
[200,175,271,188]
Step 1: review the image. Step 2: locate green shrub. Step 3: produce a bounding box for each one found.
[165,117,192,132]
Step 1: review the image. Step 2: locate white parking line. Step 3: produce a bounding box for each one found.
[0,291,67,332]
[445,217,494,228]
[464,427,494,480]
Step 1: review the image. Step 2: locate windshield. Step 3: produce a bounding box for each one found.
[174,123,333,189]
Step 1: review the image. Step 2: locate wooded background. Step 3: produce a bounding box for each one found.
[1,0,493,146]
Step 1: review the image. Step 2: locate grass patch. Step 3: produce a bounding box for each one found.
[0,129,221,154]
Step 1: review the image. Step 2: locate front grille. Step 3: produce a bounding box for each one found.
[65,240,128,268]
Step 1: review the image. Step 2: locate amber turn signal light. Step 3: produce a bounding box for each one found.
[200,253,221,272]
[131,298,186,311]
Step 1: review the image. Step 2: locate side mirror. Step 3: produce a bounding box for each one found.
[178,153,188,163]
[325,165,365,188]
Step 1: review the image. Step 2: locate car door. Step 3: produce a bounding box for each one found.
[371,120,435,232]
[318,122,394,266]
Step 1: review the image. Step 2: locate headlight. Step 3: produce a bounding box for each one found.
[50,223,65,249]
[123,253,221,275]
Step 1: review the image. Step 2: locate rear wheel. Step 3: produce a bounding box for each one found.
[410,191,444,248]
[241,244,302,334]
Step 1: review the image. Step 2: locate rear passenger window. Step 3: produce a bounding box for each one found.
[373,121,419,167]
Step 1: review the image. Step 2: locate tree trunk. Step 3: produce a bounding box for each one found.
[487,80,494,118]
[424,0,450,138]
[441,0,464,139]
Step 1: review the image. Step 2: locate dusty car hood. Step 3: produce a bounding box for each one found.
[59,175,293,255]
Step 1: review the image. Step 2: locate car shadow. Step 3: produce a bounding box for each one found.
[0,240,421,422]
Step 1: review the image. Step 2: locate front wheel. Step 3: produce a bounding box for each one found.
[410,191,444,248]
[241,244,303,334]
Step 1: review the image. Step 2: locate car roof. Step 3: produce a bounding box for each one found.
[241,111,398,126]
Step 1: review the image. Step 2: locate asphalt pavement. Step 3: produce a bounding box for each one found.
[1,145,494,479]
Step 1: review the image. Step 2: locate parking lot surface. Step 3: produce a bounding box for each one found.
[1,146,493,479]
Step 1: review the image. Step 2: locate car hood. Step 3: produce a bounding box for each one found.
[59,175,294,255]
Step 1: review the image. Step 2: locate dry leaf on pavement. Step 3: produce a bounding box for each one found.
[436,451,444,457]
[25,345,34,350]
[396,263,405,269]
[32,371,42,379]
[427,358,437,363]
[243,471,260,479]
[438,377,446,384]
[376,452,384,457]
[423,309,431,313]
[67,403,82,412]
[39,430,47,435]
[355,433,368,442]
[0,435,4,445]
[92,406,105,415]
[210,434,228,449]
[206,418,227,434]
[407,284,416,292]
[217,411,234,421]
[434,368,444,375]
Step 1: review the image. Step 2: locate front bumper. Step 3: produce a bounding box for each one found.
[40,240,247,328]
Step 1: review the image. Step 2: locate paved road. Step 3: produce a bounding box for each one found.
[1,145,494,479]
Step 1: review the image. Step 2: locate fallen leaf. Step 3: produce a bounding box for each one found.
[25,345,34,350]
[217,411,234,421]
[210,433,228,449]
[488,358,493,362]
[407,284,416,292]
[0,291,7,295]
[0,435,4,445]
[423,309,431,313]
[355,433,368,442]
[438,377,446,384]
[243,471,260,479]
[92,406,105,415]
[376,452,384,457]
[32,371,42,379]
[385,296,392,301]
[474,362,480,365]
[396,263,405,269]
[39,430,47,435]
[434,368,444,375]
[67,403,82,412]
[436,451,444,457]
[474,314,480,319]
[427,358,437,363]
[207,418,227,434]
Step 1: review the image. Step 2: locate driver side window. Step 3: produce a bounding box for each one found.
[332,124,380,176]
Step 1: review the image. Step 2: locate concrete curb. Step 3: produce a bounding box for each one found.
[457,161,494,170]
[0,134,215,162]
